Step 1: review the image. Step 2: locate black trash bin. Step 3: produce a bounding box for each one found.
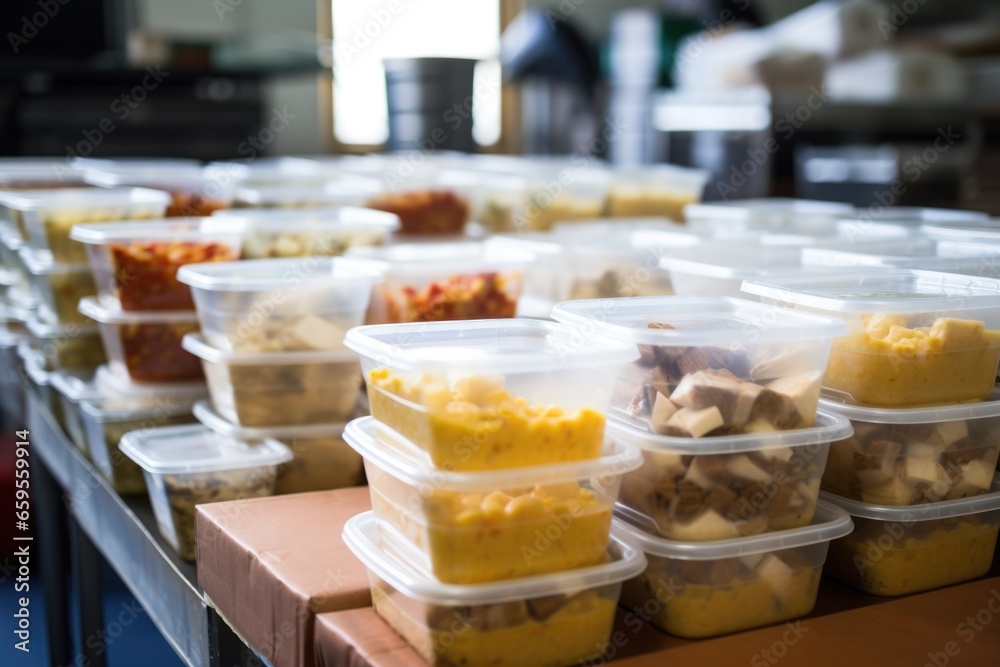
[383,57,478,153]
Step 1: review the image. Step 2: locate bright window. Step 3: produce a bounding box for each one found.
[332,0,502,146]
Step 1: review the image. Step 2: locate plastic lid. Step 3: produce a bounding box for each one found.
[835,220,922,238]
[346,242,534,272]
[344,318,638,373]
[801,246,992,271]
[119,424,292,475]
[69,217,245,244]
[685,198,854,222]
[25,312,99,338]
[854,207,989,224]
[78,296,199,325]
[193,399,347,440]
[82,165,228,191]
[95,364,206,399]
[343,511,647,606]
[820,478,1000,522]
[182,332,358,365]
[211,205,400,231]
[17,343,49,385]
[659,246,804,279]
[819,391,1000,424]
[609,164,710,188]
[72,157,201,171]
[740,268,1000,314]
[0,267,17,286]
[79,394,199,423]
[177,256,386,292]
[552,296,848,345]
[0,187,170,211]
[234,179,380,205]
[18,247,90,275]
[923,223,1000,242]
[613,500,852,560]
[0,226,23,251]
[49,367,99,402]
[346,416,641,491]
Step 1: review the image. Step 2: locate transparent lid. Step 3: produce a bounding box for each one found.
[853,207,989,224]
[18,247,90,275]
[234,179,380,206]
[346,242,533,273]
[72,157,202,171]
[0,187,170,211]
[613,500,852,560]
[344,318,638,373]
[659,246,804,279]
[740,268,1000,314]
[119,424,292,475]
[78,296,200,325]
[82,165,230,192]
[346,416,641,491]
[49,367,99,402]
[0,226,23,251]
[343,511,646,606]
[922,222,1000,242]
[820,479,1000,522]
[95,365,206,400]
[608,164,710,189]
[606,410,852,455]
[835,220,923,238]
[819,390,1000,424]
[17,343,49,384]
[182,332,358,366]
[26,312,99,338]
[79,394,199,423]
[551,295,847,345]
[177,256,386,292]
[69,217,245,244]
[193,399,347,439]
[800,245,989,271]
[685,198,855,222]
[210,205,400,232]
[483,233,564,257]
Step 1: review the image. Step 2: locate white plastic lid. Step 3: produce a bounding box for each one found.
[344,511,647,606]
[854,207,989,224]
[17,343,49,385]
[659,246,805,279]
[18,247,90,275]
[613,500,853,560]
[69,217,245,244]
[819,391,1000,424]
[78,296,200,325]
[923,223,1000,242]
[740,268,1000,314]
[234,179,380,206]
[72,157,201,171]
[0,187,170,211]
[835,220,922,239]
[685,198,854,222]
[193,399,347,440]
[344,318,638,373]
[182,332,358,365]
[801,246,992,271]
[83,165,228,191]
[346,416,641,491]
[210,205,400,232]
[49,367,100,402]
[177,256,386,292]
[119,424,292,475]
[26,312,99,338]
[79,394,199,423]
[346,242,533,272]
[0,267,16,286]
[552,296,848,345]
[95,365,206,399]
[820,478,1000,522]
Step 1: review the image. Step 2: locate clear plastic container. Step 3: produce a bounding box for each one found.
[18,342,59,421]
[25,312,105,370]
[609,411,850,541]
[181,332,361,427]
[684,198,855,234]
[79,390,204,495]
[82,163,235,217]
[834,219,924,240]
[660,246,806,298]
[177,256,385,353]
[49,366,99,456]
[519,168,612,232]
[19,248,96,325]
[854,207,990,225]
[344,318,638,471]
[78,297,202,382]
[551,296,847,435]
[210,206,400,258]
[120,424,291,561]
[820,393,1000,506]
[801,245,991,272]
[616,500,853,638]
[742,269,1000,407]
[345,416,641,584]
[363,169,475,235]
[920,222,1000,243]
[5,187,171,263]
[347,243,531,324]
[70,218,244,311]
[192,399,364,494]
[822,482,1000,596]
[343,510,646,667]
[605,165,710,220]
[233,180,379,209]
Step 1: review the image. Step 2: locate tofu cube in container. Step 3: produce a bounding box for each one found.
[177,256,385,353]
[605,165,710,220]
[820,393,1000,505]
[78,296,202,382]
[742,269,1000,407]
[345,416,640,583]
[82,163,235,217]
[182,333,361,427]
[49,367,100,456]
[609,411,851,541]
[19,248,96,325]
[684,198,855,234]
[193,399,365,494]
[120,424,291,561]
[70,218,244,311]
[347,243,531,324]
[551,296,847,436]
[25,311,105,370]
[659,246,805,298]
[6,187,170,263]
[210,206,400,258]
[616,500,853,638]
[344,318,638,471]
[822,481,1000,596]
[343,511,646,666]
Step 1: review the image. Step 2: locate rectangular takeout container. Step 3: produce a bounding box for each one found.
[6,187,170,263]
[177,256,385,353]
[193,399,364,494]
[70,218,244,311]
[822,481,1000,596]
[49,366,99,456]
[821,394,1000,506]
[605,165,710,220]
[182,332,361,427]
[801,245,993,272]
[609,411,851,541]
[616,500,852,638]
[345,416,641,584]
[551,296,847,437]
[120,424,291,561]
[684,198,855,233]
[344,318,639,471]
[78,296,203,382]
[82,163,235,217]
[742,269,1000,407]
[343,511,646,667]
[659,246,806,298]
[19,248,97,325]
[25,311,105,370]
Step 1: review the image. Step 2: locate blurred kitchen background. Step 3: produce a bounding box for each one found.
[1,0,999,211]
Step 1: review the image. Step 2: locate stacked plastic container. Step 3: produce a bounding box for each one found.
[551,296,856,638]
[340,319,649,664]
[742,269,1000,596]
